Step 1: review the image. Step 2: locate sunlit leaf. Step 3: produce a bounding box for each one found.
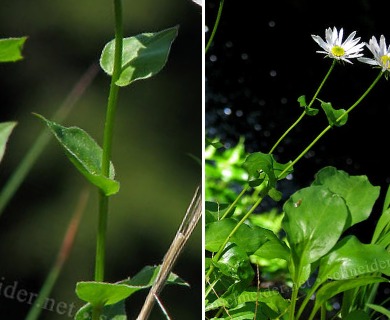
[35,114,119,196]
[100,26,178,86]
[312,166,380,229]
[283,185,349,267]
[318,235,390,283]
[0,37,27,62]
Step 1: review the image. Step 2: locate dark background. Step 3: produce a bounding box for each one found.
[206,0,390,241]
[0,0,201,319]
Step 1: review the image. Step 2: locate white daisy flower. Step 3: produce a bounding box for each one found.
[311,27,365,63]
[358,35,390,72]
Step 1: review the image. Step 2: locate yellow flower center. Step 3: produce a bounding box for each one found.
[381,55,390,69]
[331,45,345,57]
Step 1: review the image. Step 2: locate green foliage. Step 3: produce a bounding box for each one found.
[0,37,27,62]
[75,265,188,319]
[100,26,179,86]
[205,143,390,319]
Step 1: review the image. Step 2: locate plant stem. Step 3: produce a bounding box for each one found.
[93,3,122,319]
[269,60,336,154]
[277,70,383,180]
[205,0,224,54]
[220,185,249,219]
[94,0,123,284]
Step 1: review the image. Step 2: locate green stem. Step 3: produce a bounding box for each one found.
[94,0,123,285]
[220,185,250,219]
[296,281,322,319]
[269,60,336,154]
[277,71,383,180]
[205,0,224,54]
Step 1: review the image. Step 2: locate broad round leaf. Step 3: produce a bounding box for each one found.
[318,235,390,282]
[283,185,349,266]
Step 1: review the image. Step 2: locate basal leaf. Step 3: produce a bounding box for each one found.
[100,26,178,86]
[0,37,27,62]
[312,166,380,229]
[283,185,349,267]
[0,122,17,164]
[35,114,119,196]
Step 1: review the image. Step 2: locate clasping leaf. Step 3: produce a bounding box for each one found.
[35,114,119,196]
[100,26,179,86]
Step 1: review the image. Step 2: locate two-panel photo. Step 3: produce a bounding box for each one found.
[0,0,390,319]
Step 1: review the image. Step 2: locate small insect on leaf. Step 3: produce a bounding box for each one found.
[294,199,302,208]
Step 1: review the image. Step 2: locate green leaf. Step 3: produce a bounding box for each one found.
[35,114,119,196]
[312,166,380,229]
[366,303,390,318]
[205,201,232,223]
[298,95,318,116]
[120,265,189,288]
[214,243,254,281]
[0,122,17,164]
[0,37,27,62]
[318,99,348,127]
[75,266,188,319]
[242,152,292,188]
[318,235,390,283]
[206,289,288,314]
[312,276,388,317]
[100,26,178,86]
[282,185,349,267]
[76,282,135,307]
[205,218,285,255]
[205,137,224,149]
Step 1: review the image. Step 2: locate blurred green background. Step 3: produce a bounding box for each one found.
[0,0,201,319]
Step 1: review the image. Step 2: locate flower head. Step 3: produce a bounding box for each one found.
[358,35,390,73]
[311,27,365,63]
